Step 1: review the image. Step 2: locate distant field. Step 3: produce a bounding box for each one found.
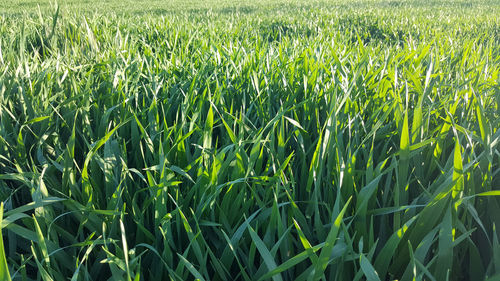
[0,0,499,280]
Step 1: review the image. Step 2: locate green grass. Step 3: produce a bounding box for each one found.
[0,0,499,280]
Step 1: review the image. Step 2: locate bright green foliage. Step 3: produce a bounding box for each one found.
[0,203,12,281]
[0,0,499,280]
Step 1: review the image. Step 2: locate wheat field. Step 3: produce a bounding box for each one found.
[0,0,499,280]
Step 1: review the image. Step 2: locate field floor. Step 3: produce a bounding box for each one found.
[0,0,499,280]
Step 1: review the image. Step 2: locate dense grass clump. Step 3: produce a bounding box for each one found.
[0,0,499,280]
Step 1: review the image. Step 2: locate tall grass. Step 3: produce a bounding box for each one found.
[0,0,499,280]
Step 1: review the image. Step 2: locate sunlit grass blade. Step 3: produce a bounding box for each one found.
[0,203,12,281]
